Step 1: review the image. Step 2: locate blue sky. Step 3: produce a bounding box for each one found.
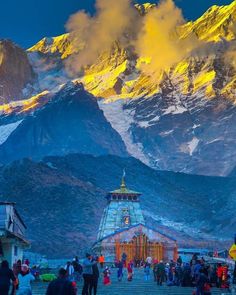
[0,0,232,48]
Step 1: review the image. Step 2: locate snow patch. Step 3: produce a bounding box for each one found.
[99,99,150,165]
[138,114,160,128]
[188,137,199,156]
[193,124,200,129]
[0,120,23,145]
[138,121,150,128]
[160,130,174,136]
[207,138,223,144]
[163,105,187,115]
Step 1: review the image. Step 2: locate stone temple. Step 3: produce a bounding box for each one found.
[93,174,178,262]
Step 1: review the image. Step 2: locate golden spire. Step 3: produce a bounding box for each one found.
[120,169,126,191]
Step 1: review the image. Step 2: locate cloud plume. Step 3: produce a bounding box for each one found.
[65,0,139,75]
[65,0,201,77]
[135,0,198,77]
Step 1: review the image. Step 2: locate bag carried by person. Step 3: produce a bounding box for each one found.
[203,282,211,295]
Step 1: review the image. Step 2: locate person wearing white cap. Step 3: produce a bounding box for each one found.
[17,264,35,295]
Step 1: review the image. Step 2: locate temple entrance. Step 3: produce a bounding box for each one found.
[115,234,164,263]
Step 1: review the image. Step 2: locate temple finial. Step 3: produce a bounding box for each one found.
[121,169,126,190]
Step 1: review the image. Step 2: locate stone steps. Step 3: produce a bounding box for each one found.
[31,269,227,295]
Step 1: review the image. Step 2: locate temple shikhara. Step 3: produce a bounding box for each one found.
[93,174,178,262]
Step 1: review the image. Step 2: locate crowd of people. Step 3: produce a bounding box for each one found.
[113,253,234,295]
[0,252,235,295]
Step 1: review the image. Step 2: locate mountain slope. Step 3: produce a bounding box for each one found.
[179,1,236,42]
[18,1,236,176]
[0,154,234,257]
[0,2,236,176]
[0,40,36,103]
[27,1,236,100]
[0,82,128,163]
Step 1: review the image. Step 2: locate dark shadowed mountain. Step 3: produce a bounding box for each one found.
[0,82,128,163]
[0,154,234,257]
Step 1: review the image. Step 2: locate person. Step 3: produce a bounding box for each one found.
[127,261,133,282]
[24,259,30,267]
[89,257,99,295]
[156,260,165,286]
[166,265,174,286]
[216,263,223,288]
[103,266,111,285]
[17,264,35,295]
[74,256,79,263]
[64,261,74,281]
[98,254,105,269]
[72,259,83,282]
[121,252,127,267]
[177,256,182,265]
[13,260,22,277]
[175,263,183,286]
[233,262,236,284]
[144,263,151,281]
[82,253,96,295]
[117,261,123,282]
[194,260,202,282]
[196,268,211,295]
[153,261,158,282]
[221,265,229,289]
[0,260,16,295]
[46,268,77,295]
[146,256,152,265]
[182,263,192,287]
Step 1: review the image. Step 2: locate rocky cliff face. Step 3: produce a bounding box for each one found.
[0,40,36,103]
[27,1,236,100]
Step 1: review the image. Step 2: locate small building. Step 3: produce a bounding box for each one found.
[0,202,30,266]
[93,175,178,262]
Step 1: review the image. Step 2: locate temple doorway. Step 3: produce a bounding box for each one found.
[115,234,164,263]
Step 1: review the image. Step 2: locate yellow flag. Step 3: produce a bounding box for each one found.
[229,244,236,260]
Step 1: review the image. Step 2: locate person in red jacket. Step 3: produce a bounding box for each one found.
[98,255,105,269]
[221,265,229,289]
[216,264,223,288]
[127,261,133,282]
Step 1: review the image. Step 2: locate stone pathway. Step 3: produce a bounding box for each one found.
[32,269,226,295]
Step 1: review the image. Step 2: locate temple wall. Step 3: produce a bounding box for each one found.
[93,224,177,263]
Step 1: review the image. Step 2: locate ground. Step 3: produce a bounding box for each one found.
[32,268,223,295]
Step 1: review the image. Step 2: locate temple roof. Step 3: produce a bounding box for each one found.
[109,172,141,195]
[93,223,177,245]
[110,187,141,195]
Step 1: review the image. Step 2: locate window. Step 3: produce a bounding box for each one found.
[14,246,18,256]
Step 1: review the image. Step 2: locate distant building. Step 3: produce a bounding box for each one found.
[93,174,178,262]
[0,202,30,266]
